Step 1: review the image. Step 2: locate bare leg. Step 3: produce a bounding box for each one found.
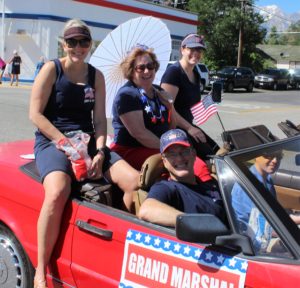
[105,159,139,213]
[10,74,14,86]
[16,74,19,86]
[34,171,71,287]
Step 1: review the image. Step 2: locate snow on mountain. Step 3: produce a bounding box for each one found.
[259,5,300,31]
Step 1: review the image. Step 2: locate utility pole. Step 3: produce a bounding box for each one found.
[1,0,5,59]
[237,0,246,67]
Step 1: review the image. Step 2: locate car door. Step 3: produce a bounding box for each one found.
[213,143,300,286]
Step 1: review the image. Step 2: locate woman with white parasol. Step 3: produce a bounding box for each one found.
[110,45,212,182]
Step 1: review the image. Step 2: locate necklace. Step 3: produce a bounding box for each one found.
[138,87,166,124]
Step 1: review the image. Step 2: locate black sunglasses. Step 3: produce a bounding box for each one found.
[135,62,156,73]
[65,38,91,48]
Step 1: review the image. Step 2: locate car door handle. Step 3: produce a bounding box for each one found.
[76,220,113,240]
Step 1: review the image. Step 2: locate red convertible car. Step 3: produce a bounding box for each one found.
[0,129,300,288]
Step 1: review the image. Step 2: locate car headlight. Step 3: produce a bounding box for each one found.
[267,78,274,82]
[254,76,259,80]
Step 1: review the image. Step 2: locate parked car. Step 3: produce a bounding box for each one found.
[289,68,300,89]
[167,61,209,92]
[210,66,255,92]
[254,68,290,90]
[1,126,300,287]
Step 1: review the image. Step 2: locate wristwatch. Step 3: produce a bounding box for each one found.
[96,147,106,157]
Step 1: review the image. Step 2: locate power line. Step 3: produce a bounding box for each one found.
[250,4,293,25]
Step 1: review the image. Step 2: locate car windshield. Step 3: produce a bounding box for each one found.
[262,69,279,75]
[215,135,300,258]
[219,67,235,75]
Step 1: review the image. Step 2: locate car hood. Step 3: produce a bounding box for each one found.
[255,73,276,78]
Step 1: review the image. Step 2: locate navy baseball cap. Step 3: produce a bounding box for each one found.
[160,129,191,153]
[181,34,206,50]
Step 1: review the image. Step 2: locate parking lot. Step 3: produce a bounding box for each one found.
[0,85,299,144]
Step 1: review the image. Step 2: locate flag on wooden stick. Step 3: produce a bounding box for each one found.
[191,94,217,126]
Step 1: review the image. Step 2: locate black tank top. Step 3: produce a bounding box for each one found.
[43,59,96,133]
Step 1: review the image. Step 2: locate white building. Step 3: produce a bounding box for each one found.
[0,0,198,82]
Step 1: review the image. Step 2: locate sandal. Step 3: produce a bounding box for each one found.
[34,277,48,288]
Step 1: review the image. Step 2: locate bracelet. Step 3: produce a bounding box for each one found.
[96,147,106,157]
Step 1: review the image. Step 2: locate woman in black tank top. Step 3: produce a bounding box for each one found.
[29,19,139,288]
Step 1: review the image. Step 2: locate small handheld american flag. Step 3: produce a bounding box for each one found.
[190,94,217,126]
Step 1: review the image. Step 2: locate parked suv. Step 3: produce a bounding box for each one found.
[210,66,255,92]
[289,68,300,89]
[254,68,290,90]
[167,61,209,92]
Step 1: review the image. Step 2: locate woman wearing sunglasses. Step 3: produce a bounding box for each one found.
[161,34,219,161]
[29,19,139,288]
[110,46,212,183]
[110,46,176,170]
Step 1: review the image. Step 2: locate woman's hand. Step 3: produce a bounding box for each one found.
[187,126,207,143]
[89,153,105,179]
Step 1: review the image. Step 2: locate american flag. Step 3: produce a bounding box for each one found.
[191,94,217,125]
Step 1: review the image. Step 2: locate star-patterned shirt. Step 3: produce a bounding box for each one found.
[112,80,170,147]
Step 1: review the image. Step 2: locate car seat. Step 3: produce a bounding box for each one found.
[134,154,168,215]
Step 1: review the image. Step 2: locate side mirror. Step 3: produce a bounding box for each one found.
[176,214,229,243]
[176,214,255,255]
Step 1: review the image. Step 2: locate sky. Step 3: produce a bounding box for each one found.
[257,0,300,14]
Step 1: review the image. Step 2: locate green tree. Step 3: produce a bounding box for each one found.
[188,0,266,71]
[280,20,300,46]
[265,26,281,45]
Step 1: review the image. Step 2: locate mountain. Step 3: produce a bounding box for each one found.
[259,5,300,31]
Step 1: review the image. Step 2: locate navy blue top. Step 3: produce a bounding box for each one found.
[42,59,96,134]
[147,179,224,218]
[161,61,201,123]
[112,80,170,147]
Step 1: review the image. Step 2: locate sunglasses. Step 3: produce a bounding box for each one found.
[135,62,156,73]
[163,148,192,160]
[65,38,91,48]
[262,153,283,161]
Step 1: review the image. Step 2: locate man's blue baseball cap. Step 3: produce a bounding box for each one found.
[160,129,191,153]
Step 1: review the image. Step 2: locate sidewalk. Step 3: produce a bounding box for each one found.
[0,81,32,89]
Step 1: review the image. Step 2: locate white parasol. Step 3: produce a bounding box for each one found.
[89,16,172,118]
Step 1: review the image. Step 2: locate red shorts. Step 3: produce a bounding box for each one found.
[110,143,212,182]
[110,143,159,171]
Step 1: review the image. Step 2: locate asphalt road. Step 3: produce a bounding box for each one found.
[0,84,299,145]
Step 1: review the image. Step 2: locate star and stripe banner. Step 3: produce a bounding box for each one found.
[119,229,248,288]
[191,94,218,126]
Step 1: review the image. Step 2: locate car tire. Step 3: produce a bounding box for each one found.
[246,82,254,92]
[226,82,234,92]
[0,224,34,288]
[273,82,278,90]
[296,82,300,90]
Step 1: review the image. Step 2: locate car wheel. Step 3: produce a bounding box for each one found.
[226,82,234,92]
[246,82,254,92]
[273,82,278,90]
[296,82,300,90]
[0,224,34,288]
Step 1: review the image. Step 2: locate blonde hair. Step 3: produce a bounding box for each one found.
[63,18,91,37]
[120,47,160,81]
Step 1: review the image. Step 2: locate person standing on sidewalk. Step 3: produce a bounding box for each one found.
[8,50,22,86]
[0,56,6,84]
